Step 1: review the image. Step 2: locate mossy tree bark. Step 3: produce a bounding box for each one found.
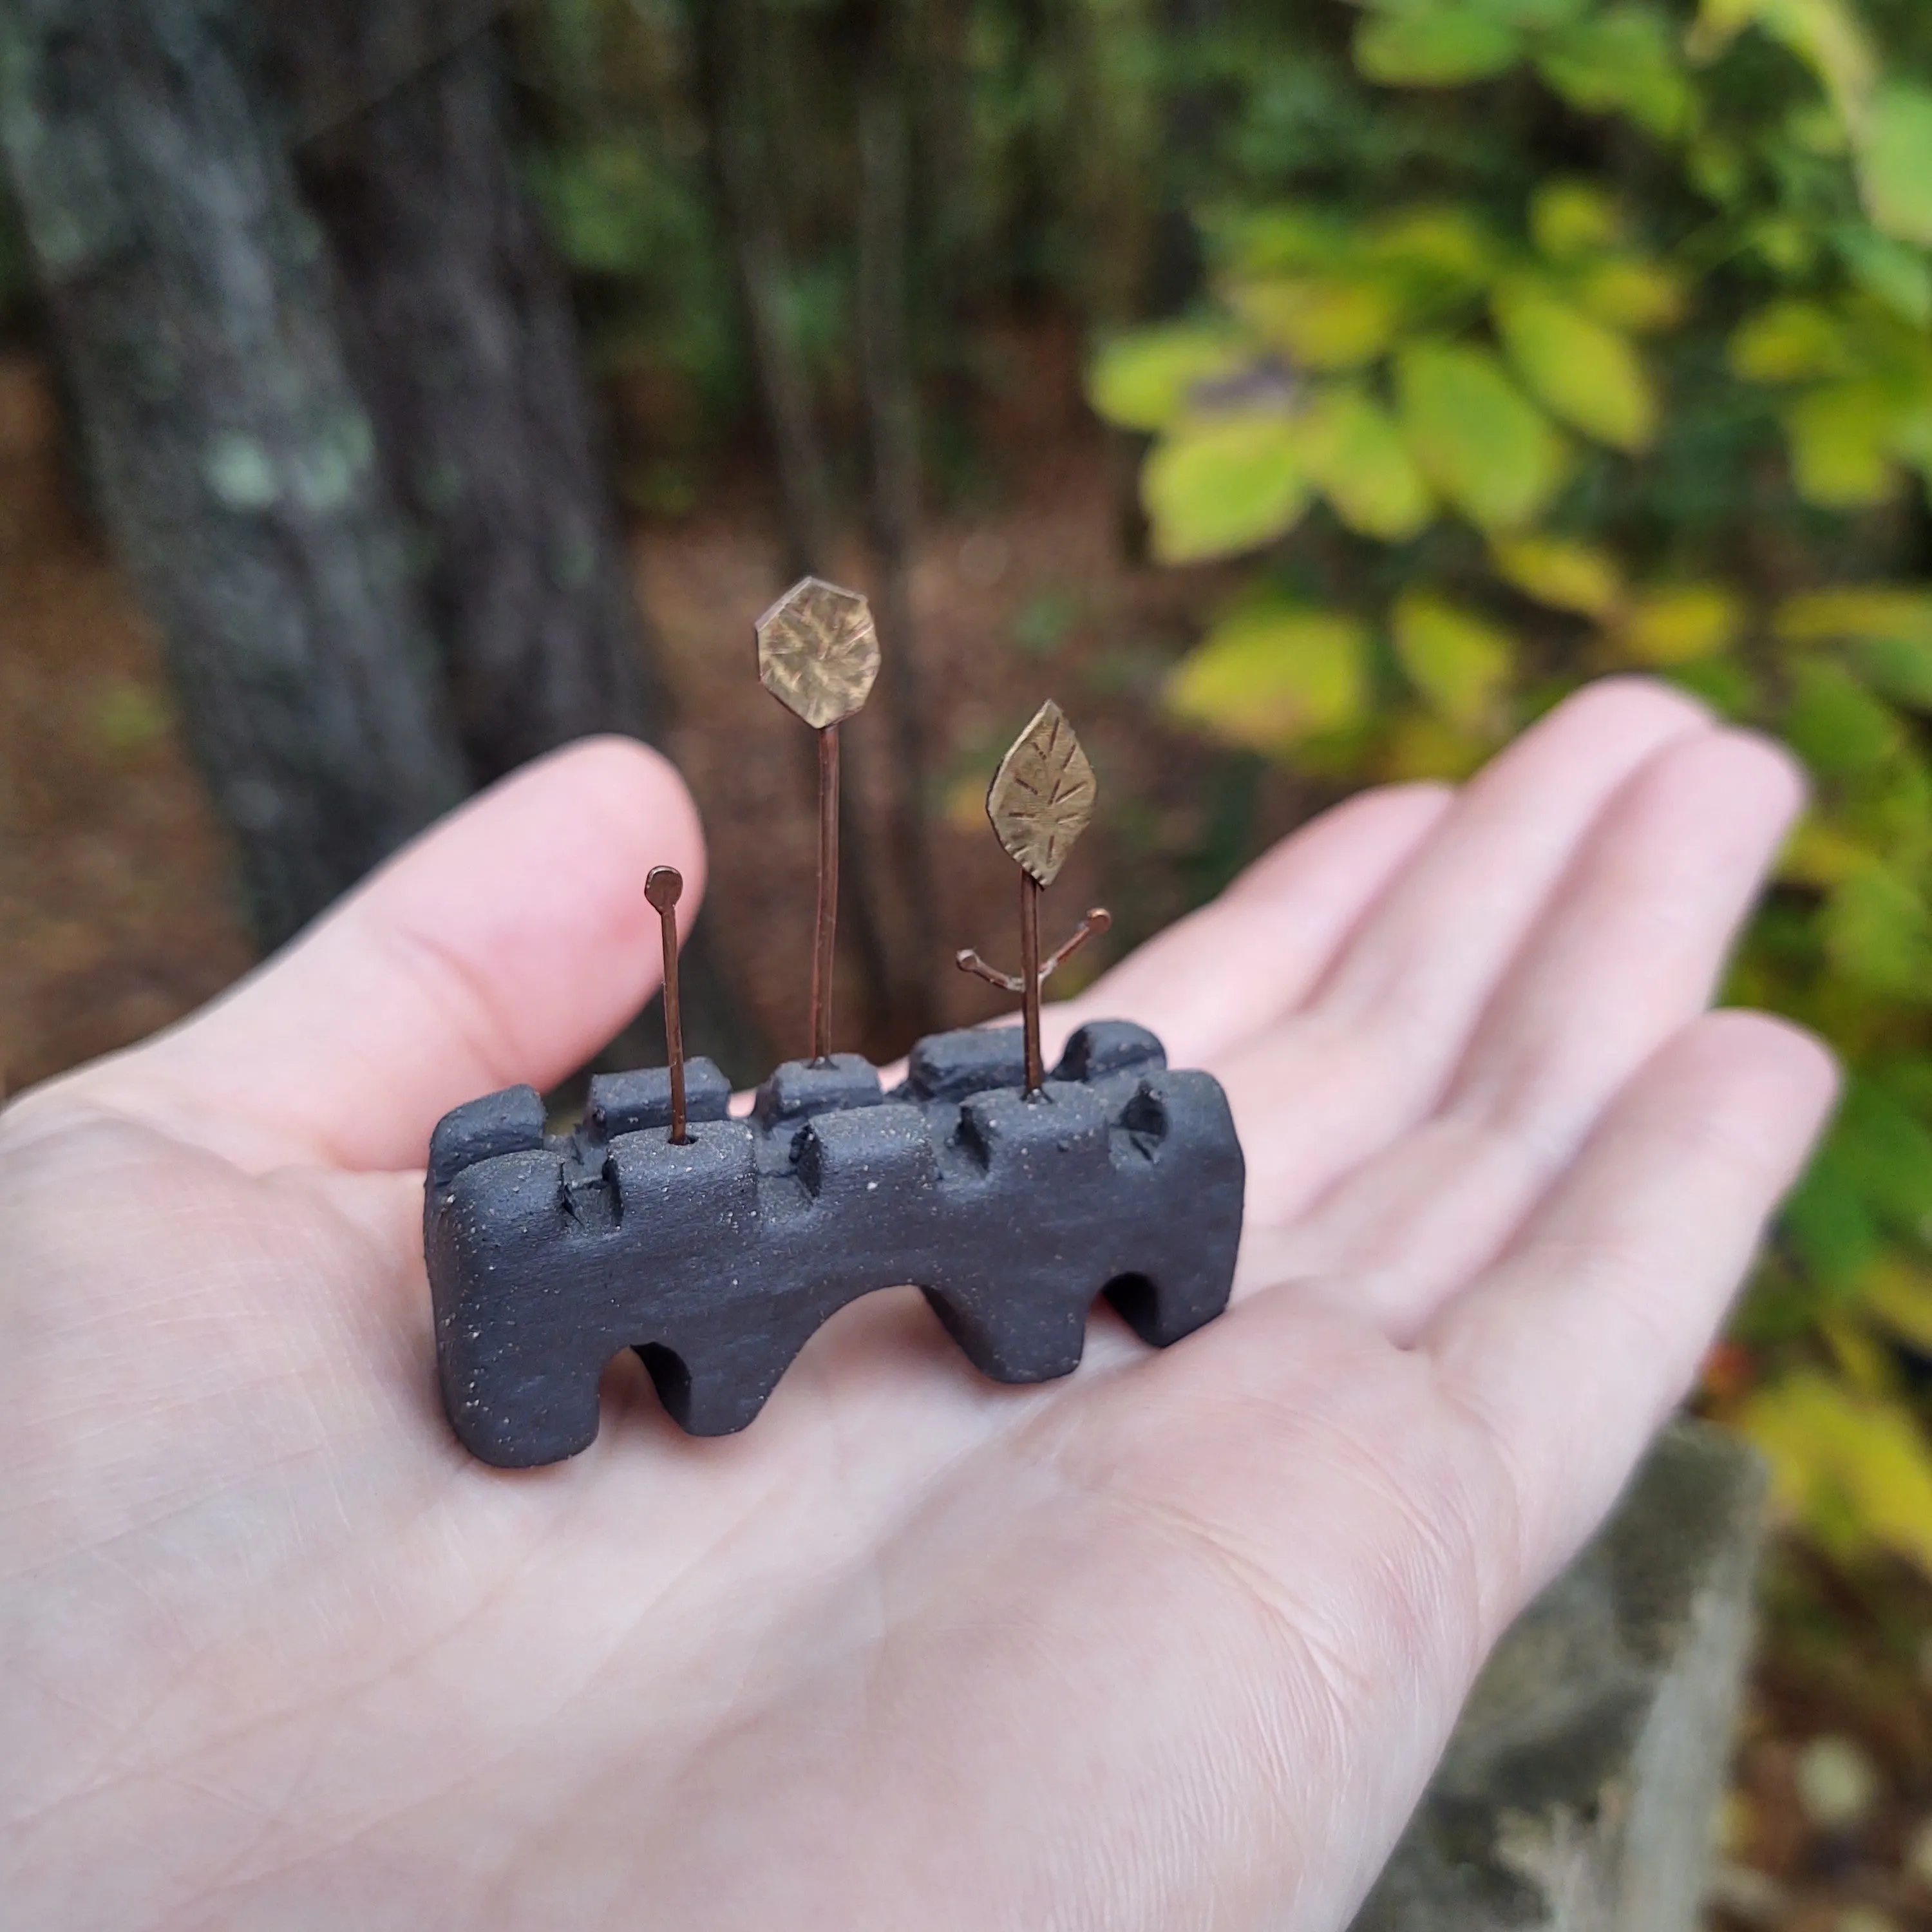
[0,1,695,973]
[0,0,471,946]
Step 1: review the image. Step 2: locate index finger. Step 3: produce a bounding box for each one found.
[19,738,705,1174]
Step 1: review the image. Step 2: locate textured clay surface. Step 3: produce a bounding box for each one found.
[424,1020,1245,1466]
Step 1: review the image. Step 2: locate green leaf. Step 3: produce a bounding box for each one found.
[1490,534,1625,617]
[1166,602,1370,751]
[1229,276,1402,370]
[1573,258,1689,333]
[1618,584,1745,663]
[1535,5,1694,138]
[1354,8,1522,85]
[1392,591,1517,730]
[1465,0,1591,24]
[1834,225,1932,328]
[1088,325,1247,433]
[1784,383,1899,508]
[1785,658,1908,779]
[1530,181,1626,261]
[1493,279,1658,452]
[1697,0,1875,125]
[1298,386,1435,541]
[1835,1079,1932,1240]
[1861,83,1932,249]
[1142,415,1309,564]
[1396,341,1569,531]
[1729,300,1853,383]
[1781,1149,1884,1297]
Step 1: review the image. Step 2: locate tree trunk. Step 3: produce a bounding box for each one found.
[0,0,470,946]
[857,0,940,1036]
[283,22,659,779]
[697,0,837,587]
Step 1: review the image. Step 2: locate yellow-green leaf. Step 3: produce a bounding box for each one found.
[1396,341,1569,532]
[1088,324,1247,433]
[1354,8,1522,85]
[1740,1372,1932,1575]
[1363,206,1501,291]
[1493,280,1658,452]
[1823,863,1932,996]
[1535,5,1694,138]
[1728,300,1852,383]
[1776,586,1932,645]
[1618,584,1745,663]
[1299,386,1435,542]
[1778,815,1876,887]
[1779,588,1932,710]
[1380,710,1494,781]
[1142,415,1309,564]
[1860,83,1932,249]
[1490,534,1625,617]
[1785,383,1899,508]
[1530,180,1626,261]
[1392,591,1517,730]
[1166,602,1370,751]
[1572,258,1689,333]
[1228,275,1402,371]
[1861,1255,1932,1358]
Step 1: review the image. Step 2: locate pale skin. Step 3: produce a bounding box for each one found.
[2,679,1837,1931]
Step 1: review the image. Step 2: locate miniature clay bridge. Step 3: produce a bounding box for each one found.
[424,1020,1245,1466]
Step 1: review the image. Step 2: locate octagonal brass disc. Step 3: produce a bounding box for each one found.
[985,699,1095,887]
[755,577,880,730]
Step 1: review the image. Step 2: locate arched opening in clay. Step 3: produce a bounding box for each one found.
[1102,1272,1162,1345]
[634,1341,692,1414]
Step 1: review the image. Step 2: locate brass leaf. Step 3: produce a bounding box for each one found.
[755,577,880,730]
[985,700,1095,886]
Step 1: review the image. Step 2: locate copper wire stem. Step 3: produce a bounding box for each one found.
[646,866,690,1145]
[1019,869,1044,1095]
[810,723,840,1066]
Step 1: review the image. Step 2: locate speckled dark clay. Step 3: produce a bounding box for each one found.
[424,1020,1245,1467]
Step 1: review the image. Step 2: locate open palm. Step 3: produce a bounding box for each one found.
[3,680,1835,1932]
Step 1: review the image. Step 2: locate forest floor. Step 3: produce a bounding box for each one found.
[6,332,1932,1928]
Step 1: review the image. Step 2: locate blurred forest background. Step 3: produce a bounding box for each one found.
[7,0,1932,1922]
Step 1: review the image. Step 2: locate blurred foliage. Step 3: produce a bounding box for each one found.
[1090,0,1932,1569]
[511,0,1932,1571]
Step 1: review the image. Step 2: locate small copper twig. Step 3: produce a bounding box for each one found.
[645,866,691,1145]
[955,907,1110,996]
[810,723,840,1066]
[1041,905,1110,981]
[954,949,1025,994]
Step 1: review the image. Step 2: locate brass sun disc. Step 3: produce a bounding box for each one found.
[755,576,880,730]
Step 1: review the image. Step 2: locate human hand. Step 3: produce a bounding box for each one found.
[1,679,1835,1931]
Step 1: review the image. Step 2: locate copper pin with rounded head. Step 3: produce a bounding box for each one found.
[645,865,691,1145]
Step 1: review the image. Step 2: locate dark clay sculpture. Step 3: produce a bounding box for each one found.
[425,1019,1244,1467]
[422,579,1246,1468]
